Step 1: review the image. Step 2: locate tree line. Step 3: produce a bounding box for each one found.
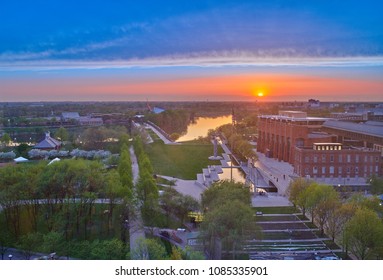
[213,123,256,161]
[147,110,191,136]
[0,135,135,259]
[287,178,383,259]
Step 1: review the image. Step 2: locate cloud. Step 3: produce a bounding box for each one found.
[1,52,383,72]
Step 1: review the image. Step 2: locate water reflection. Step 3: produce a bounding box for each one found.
[218,167,246,183]
[176,115,231,142]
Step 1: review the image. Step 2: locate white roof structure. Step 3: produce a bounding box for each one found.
[152,107,165,114]
[48,157,61,165]
[14,156,28,163]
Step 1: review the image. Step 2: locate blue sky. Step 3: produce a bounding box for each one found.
[1,0,383,101]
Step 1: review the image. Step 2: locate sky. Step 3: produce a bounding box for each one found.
[1,0,383,102]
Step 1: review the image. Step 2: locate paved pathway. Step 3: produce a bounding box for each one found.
[157,175,206,201]
[145,123,177,145]
[129,146,146,258]
[253,152,295,195]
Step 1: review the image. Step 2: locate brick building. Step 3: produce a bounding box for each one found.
[257,111,382,188]
[257,111,332,164]
[294,143,381,178]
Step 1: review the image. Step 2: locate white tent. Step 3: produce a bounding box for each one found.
[48,157,61,165]
[14,156,29,163]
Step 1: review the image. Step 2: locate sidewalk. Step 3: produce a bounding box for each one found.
[254,152,295,196]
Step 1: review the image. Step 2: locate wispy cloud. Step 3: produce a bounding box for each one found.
[1,52,383,72]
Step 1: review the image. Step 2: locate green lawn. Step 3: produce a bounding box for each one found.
[145,140,222,180]
[253,206,299,215]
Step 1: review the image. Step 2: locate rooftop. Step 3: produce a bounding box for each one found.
[324,120,383,138]
[62,112,80,120]
[34,132,61,149]
[308,133,332,139]
[260,114,329,122]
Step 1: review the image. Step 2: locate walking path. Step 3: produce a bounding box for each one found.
[129,146,146,258]
[253,152,295,195]
[157,175,206,201]
[145,122,177,145]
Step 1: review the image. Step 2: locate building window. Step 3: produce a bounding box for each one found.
[365,155,368,163]
[338,155,342,163]
[376,156,379,162]
[305,156,309,163]
[355,166,359,173]
[355,155,359,163]
[322,167,326,174]
[322,155,326,162]
[313,166,318,174]
[330,155,334,162]
[376,165,379,172]
[346,167,350,173]
[347,155,351,163]
[338,166,342,175]
[305,167,309,174]
[329,166,334,174]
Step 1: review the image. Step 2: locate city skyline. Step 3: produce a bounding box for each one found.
[1,1,383,102]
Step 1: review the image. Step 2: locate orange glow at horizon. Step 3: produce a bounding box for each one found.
[1,72,383,102]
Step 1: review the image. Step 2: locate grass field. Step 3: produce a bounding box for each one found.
[253,206,299,215]
[145,139,222,180]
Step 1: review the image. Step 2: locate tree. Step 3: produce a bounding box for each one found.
[201,180,256,259]
[287,177,311,215]
[16,143,30,158]
[118,133,131,148]
[55,126,68,142]
[325,202,352,242]
[41,231,65,256]
[344,208,383,259]
[310,184,340,236]
[160,187,199,224]
[202,200,254,259]
[118,145,133,187]
[104,170,126,236]
[18,232,43,260]
[117,144,134,243]
[0,164,29,238]
[0,231,12,260]
[90,239,126,260]
[130,238,168,260]
[369,176,383,195]
[0,133,11,146]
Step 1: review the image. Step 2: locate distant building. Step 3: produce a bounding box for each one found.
[79,117,103,126]
[308,99,320,108]
[257,111,332,163]
[34,132,61,150]
[152,107,165,114]
[294,143,381,179]
[61,112,80,121]
[257,111,382,191]
[330,112,366,122]
[323,120,383,148]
